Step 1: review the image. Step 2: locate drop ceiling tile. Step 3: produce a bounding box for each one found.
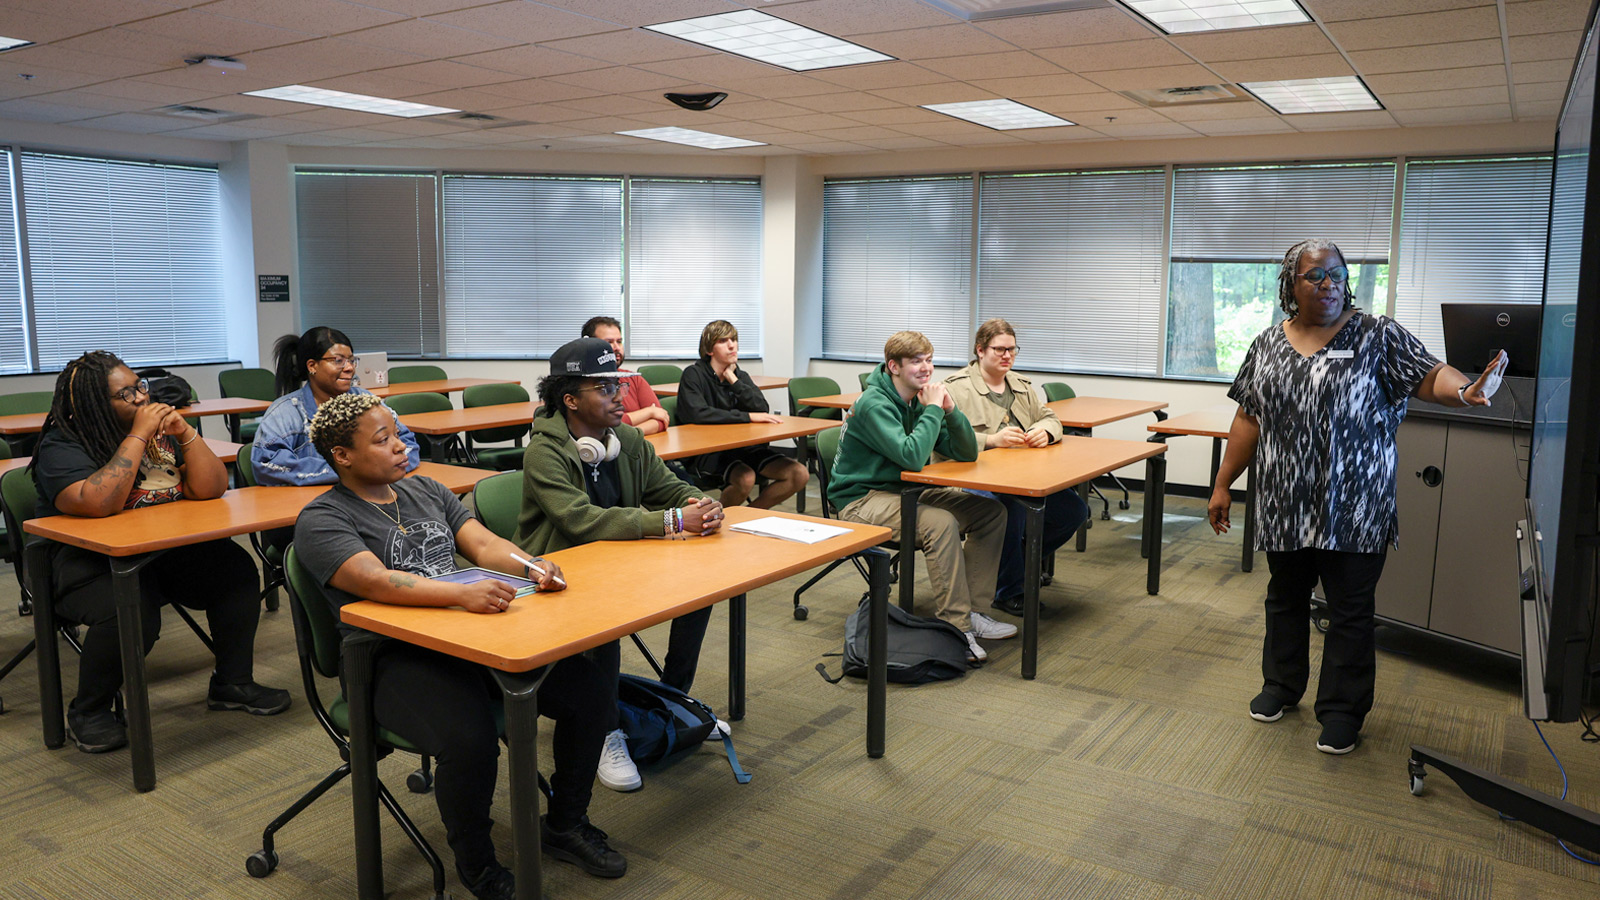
[867,81,993,105]
[476,78,607,104]
[452,46,612,79]
[785,91,902,112]
[1327,7,1502,52]
[801,124,908,141]
[975,8,1154,50]
[711,98,819,119]
[1157,101,1275,121]
[1515,80,1566,101]
[636,52,792,84]
[790,140,879,153]
[851,24,1013,60]
[1284,109,1398,130]
[1505,0,1593,36]
[197,0,408,35]
[772,0,960,36]
[518,0,729,27]
[0,7,102,43]
[0,0,181,30]
[1390,102,1513,124]
[266,131,361,145]
[284,106,404,126]
[546,114,656,132]
[28,90,153,113]
[1512,59,1576,82]
[968,73,1102,98]
[82,78,217,104]
[0,96,108,123]
[699,125,807,141]
[465,122,588,139]
[429,127,533,143]
[48,27,205,66]
[1084,64,1220,92]
[310,72,444,100]
[548,93,664,116]
[1510,32,1582,62]
[759,111,872,130]
[1172,25,1331,62]
[621,108,739,126]
[238,38,430,83]
[1363,65,1508,94]
[315,124,421,141]
[403,87,532,111]
[730,73,853,98]
[1518,98,1560,117]
[542,28,719,65]
[854,135,951,150]
[374,61,529,91]
[934,130,1025,145]
[549,65,699,93]
[1024,92,1146,114]
[916,51,1065,81]
[127,66,279,94]
[1383,84,1510,109]
[1210,54,1354,81]
[358,117,468,135]
[192,92,309,116]
[345,19,522,57]
[72,111,191,133]
[1035,40,1193,73]
[839,105,946,125]
[343,0,492,14]
[1051,106,1173,125]
[807,61,949,90]
[164,121,292,140]
[889,117,993,136]
[1346,38,1504,74]
[425,2,618,44]
[3,43,169,78]
[1300,0,1485,22]
[120,10,316,51]
[1186,116,1297,135]
[0,62,107,94]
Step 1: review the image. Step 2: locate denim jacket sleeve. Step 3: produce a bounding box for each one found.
[249,386,420,486]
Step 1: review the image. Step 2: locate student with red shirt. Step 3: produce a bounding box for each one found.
[581,316,669,436]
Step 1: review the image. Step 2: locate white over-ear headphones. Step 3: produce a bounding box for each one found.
[575,430,621,465]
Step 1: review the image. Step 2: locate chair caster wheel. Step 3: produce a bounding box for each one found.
[793,605,808,621]
[1410,774,1426,796]
[246,849,279,878]
[407,768,433,793]
[1312,614,1330,634]
[1119,500,1130,510]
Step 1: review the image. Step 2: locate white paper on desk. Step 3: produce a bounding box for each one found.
[729,516,851,544]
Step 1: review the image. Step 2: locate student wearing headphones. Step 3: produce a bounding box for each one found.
[515,337,724,794]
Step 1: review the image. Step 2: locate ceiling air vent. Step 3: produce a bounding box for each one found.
[160,104,237,120]
[1120,85,1252,107]
[452,112,532,130]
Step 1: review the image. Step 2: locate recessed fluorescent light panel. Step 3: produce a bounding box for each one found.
[242,85,459,118]
[1122,0,1310,34]
[0,36,33,52]
[617,127,765,149]
[646,10,893,71]
[1240,76,1382,114]
[922,99,1076,130]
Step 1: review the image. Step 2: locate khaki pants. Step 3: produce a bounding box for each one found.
[839,487,1006,632]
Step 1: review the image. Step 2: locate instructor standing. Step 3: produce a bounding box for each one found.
[1209,238,1506,755]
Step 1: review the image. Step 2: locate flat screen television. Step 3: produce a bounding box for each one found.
[1527,0,1600,724]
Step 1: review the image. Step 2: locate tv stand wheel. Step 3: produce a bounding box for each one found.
[1312,613,1330,634]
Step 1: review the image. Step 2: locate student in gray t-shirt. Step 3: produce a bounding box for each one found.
[293,392,626,900]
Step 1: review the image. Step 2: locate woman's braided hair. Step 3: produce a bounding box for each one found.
[1277,238,1356,318]
[38,351,169,468]
[307,392,383,465]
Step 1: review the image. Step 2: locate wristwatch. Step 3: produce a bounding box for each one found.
[1457,383,1469,405]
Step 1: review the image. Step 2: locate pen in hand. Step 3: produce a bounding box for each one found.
[508,551,567,590]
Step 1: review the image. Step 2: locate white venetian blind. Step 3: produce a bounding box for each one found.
[1171,161,1396,262]
[23,152,227,369]
[296,171,440,356]
[979,169,1167,375]
[822,176,973,363]
[628,178,762,358]
[442,174,622,358]
[1395,156,1552,357]
[0,152,27,374]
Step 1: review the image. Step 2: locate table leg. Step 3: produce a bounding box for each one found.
[225,413,241,444]
[1068,427,1091,552]
[1209,437,1222,489]
[1021,497,1044,681]
[345,640,384,900]
[1145,455,1167,595]
[492,668,552,900]
[865,547,889,758]
[1243,460,1256,574]
[28,542,65,749]
[111,555,158,792]
[898,486,923,614]
[794,435,808,516]
[1143,435,1169,560]
[728,593,746,722]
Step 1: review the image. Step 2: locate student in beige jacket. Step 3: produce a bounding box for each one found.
[943,318,1090,616]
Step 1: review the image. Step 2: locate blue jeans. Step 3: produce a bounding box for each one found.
[994,489,1091,602]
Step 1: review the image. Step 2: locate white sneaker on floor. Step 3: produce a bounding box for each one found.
[969,611,1018,640]
[597,729,641,792]
[963,631,988,663]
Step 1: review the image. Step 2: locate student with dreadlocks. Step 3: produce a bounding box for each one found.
[294,392,624,900]
[31,351,291,754]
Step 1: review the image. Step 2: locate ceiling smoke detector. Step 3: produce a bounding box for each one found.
[1120,84,1251,107]
[665,92,728,111]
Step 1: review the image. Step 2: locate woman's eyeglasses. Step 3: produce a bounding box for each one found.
[318,355,360,369]
[112,378,151,403]
[1296,265,1350,285]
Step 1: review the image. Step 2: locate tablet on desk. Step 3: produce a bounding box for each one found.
[432,567,540,598]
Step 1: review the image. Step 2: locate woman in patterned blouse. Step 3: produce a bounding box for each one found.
[1207,238,1507,755]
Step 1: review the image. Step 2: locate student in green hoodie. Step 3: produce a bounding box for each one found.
[828,331,1014,664]
[514,337,725,794]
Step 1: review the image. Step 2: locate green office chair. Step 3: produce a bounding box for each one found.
[0,390,54,457]
[1041,381,1121,519]
[786,376,843,515]
[1040,382,1076,401]
[385,392,460,463]
[245,545,454,893]
[659,395,678,426]
[636,364,682,387]
[0,465,88,716]
[462,383,531,471]
[219,367,274,443]
[856,371,871,391]
[789,424,898,621]
[388,364,448,384]
[234,441,282,611]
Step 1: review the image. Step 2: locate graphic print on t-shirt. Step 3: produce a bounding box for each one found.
[125,436,184,509]
[386,517,457,577]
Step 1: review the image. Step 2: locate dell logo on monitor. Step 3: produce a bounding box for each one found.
[1496,312,1511,327]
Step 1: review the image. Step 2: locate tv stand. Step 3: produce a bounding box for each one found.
[1407,745,1600,855]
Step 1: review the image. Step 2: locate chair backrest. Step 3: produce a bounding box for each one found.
[788,376,843,421]
[637,364,682,386]
[219,367,275,402]
[473,471,521,539]
[0,390,54,417]
[384,392,453,416]
[856,371,871,391]
[235,439,259,487]
[463,383,532,445]
[284,545,343,680]
[0,437,11,460]
[659,395,678,426]
[388,365,447,384]
[1041,382,1076,402]
[1,467,39,598]
[813,424,845,516]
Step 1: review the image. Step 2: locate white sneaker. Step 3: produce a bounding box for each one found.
[963,631,988,663]
[597,729,641,792]
[969,611,1018,640]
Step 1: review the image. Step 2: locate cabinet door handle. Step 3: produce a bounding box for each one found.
[1419,465,1443,487]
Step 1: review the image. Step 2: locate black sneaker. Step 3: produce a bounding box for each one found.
[992,593,1025,618]
[540,816,627,878]
[1316,719,1360,755]
[67,703,128,754]
[457,862,515,900]
[1248,691,1295,723]
[207,680,292,716]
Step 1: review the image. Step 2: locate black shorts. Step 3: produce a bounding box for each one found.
[689,444,790,486]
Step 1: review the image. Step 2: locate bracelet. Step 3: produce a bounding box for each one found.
[128,433,148,445]
[179,430,200,447]
[1457,383,1469,405]
[675,508,684,535]
[663,508,671,536]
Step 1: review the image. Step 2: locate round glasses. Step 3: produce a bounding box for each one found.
[112,378,150,404]
[1296,265,1349,285]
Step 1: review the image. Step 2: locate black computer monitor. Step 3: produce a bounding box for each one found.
[1440,303,1542,377]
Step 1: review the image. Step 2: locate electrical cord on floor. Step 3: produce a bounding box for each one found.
[1503,720,1600,865]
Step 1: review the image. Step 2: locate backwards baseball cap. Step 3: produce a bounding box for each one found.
[549,337,621,378]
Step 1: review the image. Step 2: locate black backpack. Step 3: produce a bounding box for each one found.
[817,596,974,686]
[617,674,751,784]
[137,367,194,408]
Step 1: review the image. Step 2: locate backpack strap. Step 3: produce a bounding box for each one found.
[718,728,752,784]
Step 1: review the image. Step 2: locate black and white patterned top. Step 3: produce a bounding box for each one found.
[1228,312,1440,554]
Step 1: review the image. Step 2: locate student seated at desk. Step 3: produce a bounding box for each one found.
[294,392,625,899]
[675,319,808,509]
[32,351,290,754]
[943,318,1089,617]
[516,337,725,794]
[828,331,1013,663]
[581,315,669,436]
[252,326,421,486]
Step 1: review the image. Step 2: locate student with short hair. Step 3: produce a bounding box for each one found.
[517,337,725,793]
[294,392,624,900]
[580,315,669,436]
[675,319,809,509]
[32,351,290,754]
[828,331,1014,663]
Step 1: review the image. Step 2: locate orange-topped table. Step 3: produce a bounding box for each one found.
[1045,396,1169,430]
[652,374,790,397]
[645,416,838,461]
[797,392,860,411]
[1150,405,1254,572]
[369,377,519,399]
[397,401,542,463]
[340,505,894,900]
[0,396,272,436]
[902,435,1168,679]
[22,461,491,792]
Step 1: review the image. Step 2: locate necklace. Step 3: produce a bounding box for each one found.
[364,489,407,534]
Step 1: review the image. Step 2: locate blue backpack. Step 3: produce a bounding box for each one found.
[617,674,751,784]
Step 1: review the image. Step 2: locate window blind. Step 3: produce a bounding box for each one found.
[296,171,440,357]
[978,169,1167,376]
[1395,156,1552,358]
[627,178,762,359]
[822,176,973,364]
[441,174,622,358]
[0,153,27,374]
[23,152,226,370]
[1171,162,1396,262]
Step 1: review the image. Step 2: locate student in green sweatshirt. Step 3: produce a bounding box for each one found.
[828,331,1013,663]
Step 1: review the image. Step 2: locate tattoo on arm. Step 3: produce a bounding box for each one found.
[85,452,136,490]
[388,572,418,589]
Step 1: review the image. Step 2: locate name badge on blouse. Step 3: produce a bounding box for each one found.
[1327,349,1354,360]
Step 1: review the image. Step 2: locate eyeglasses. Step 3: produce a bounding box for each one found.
[1296,265,1349,285]
[579,380,630,398]
[318,354,359,369]
[987,345,1020,357]
[112,378,150,404]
